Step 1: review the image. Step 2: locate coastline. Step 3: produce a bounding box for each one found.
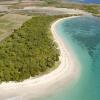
[0,16,81,99]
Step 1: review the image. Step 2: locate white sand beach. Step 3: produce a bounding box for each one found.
[0,16,81,100]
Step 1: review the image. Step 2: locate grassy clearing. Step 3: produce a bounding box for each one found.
[0,14,31,35]
[0,31,3,35]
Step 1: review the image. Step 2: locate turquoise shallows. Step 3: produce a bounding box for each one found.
[41,16,100,100]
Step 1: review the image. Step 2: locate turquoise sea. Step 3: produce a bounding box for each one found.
[41,16,100,100]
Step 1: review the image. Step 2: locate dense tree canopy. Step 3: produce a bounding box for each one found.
[0,15,62,82]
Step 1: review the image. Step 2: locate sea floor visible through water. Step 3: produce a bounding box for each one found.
[40,15,100,100]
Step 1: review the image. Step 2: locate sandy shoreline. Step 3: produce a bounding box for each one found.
[0,16,81,100]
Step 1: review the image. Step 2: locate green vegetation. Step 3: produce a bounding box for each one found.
[40,1,100,16]
[47,2,100,15]
[82,4,100,15]
[43,0,59,4]
[0,15,67,82]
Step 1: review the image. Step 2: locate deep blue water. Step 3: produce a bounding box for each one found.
[41,16,100,100]
[64,0,100,4]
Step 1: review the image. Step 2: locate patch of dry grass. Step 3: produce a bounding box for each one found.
[0,14,31,35]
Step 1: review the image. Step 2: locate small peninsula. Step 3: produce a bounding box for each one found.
[0,16,62,82]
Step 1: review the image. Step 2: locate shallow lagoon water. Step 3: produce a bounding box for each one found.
[41,16,100,100]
